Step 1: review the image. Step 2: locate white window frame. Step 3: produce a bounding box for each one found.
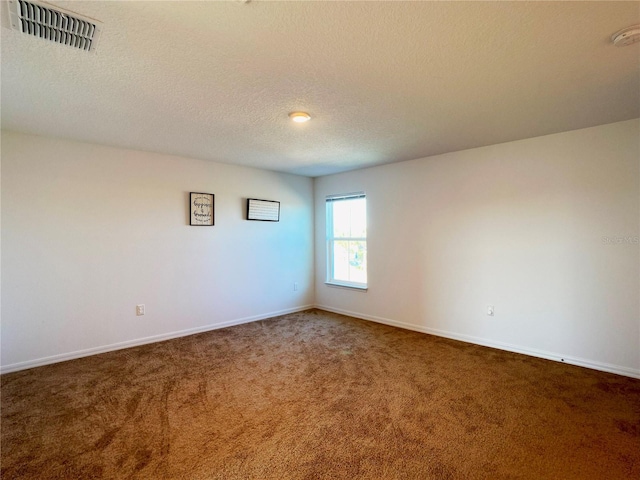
[325,192,368,290]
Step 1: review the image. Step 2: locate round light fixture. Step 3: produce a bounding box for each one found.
[289,112,311,123]
[611,25,640,46]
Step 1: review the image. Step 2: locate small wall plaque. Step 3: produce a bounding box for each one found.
[190,192,214,226]
[247,198,280,222]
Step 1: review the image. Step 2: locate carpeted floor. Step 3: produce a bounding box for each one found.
[1,309,639,479]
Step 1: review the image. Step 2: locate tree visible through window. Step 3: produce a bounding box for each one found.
[326,193,367,288]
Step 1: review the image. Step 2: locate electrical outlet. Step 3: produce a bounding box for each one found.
[136,304,145,316]
[294,282,298,291]
[487,305,494,316]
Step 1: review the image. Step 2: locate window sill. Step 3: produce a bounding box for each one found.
[325,282,368,292]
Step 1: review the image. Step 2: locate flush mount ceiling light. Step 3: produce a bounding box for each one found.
[611,25,640,46]
[289,112,311,123]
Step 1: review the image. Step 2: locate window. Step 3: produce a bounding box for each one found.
[326,193,367,289]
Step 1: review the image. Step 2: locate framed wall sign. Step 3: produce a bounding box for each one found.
[190,192,214,226]
[247,198,280,222]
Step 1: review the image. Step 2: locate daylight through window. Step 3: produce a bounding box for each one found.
[326,193,367,289]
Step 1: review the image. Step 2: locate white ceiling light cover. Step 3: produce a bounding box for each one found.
[611,25,640,46]
[6,0,102,52]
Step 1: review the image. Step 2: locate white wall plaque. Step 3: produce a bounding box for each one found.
[247,198,280,222]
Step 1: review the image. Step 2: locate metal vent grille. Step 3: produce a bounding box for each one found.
[7,0,102,52]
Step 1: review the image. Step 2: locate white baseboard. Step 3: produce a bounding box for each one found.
[315,304,640,380]
[0,305,315,374]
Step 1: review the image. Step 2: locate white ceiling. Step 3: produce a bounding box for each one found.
[1,1,639,177]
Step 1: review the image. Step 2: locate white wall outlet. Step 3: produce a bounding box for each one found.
[136,304,145,316]
[294,282,298,291]
[487,305,494,316]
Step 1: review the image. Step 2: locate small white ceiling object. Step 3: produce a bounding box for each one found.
[6,0,102,52]
[612,25,640,46]
[1,1,639,177]
[289,112,311,123]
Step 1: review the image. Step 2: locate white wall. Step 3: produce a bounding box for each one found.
[3,121,639,378]
[1,131,314,372]
[315,120,640,378]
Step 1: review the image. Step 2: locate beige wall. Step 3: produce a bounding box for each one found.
[315,120,640,377]
[1,132,315,371]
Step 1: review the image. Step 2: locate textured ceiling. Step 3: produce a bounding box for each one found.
[1,1,639,177]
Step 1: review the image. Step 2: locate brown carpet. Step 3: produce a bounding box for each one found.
[1,309,639,479]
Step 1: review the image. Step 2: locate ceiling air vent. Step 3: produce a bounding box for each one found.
[6,0,102,52]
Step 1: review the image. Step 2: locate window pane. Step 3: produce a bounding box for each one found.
[332,240,367,284]
[332,198,366,238]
